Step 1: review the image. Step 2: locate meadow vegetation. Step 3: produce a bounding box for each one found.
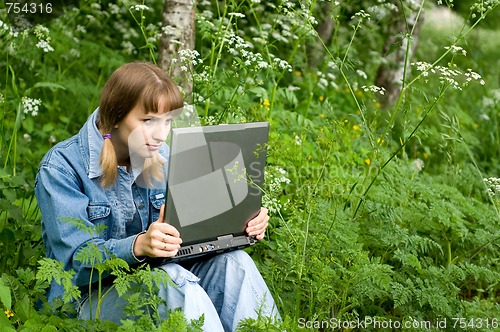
[0,0,499,331]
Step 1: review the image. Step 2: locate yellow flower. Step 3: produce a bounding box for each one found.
[320,113,326,118]
[375,102,381,108]
[319,95,324,102]
[294,71,302,76]
[356,90,363,97]
[423,153,429,159]
[352,125,360,131]
[5,309,14,318]
[262,99,270,106]
[364,158,371,166]
[473,123,479,129]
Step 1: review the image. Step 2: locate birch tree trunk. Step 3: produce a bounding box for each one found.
[307,2,335,69]
[158,0,196,98]
[375,1,424,108]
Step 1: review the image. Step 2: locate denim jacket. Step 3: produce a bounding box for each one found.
[34,109,168,303]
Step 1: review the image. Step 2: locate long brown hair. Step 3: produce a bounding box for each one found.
[98,62,183,187]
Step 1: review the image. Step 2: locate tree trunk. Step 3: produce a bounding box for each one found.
[307,2,335,69]
[375,1,424,108]
[158,0,196,99]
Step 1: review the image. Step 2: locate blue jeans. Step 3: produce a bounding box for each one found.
[79,250,280,331]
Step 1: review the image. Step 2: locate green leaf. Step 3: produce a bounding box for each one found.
[42,123,54,133]
[32,82,67,91]
[0,312,16,332]
[0,169,9,179]
[0,229,15,257]
[0,278,12,309]
[41,325,58,332]
[13,294,36,322]
[22,116,34,133]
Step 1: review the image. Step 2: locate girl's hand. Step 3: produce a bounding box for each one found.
[133,204,182,258]
[245,207,269,241]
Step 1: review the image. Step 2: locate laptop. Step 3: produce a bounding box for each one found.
[150,121,269,264]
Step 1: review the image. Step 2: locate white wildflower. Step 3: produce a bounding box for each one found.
[121,41,136,55]
[479,113,490,121]
[356,69,368,80]
[22,97,42,117]
[353,10,371,22]
[361,85,386,95]
[263,166,291,214]
[130,4,150,11]
[228,12,245,18]
[412,158,424,172]
[108,3,121,15]
[483,177,500,198]
[444,45,467,56]
[69,49,81,58]
[33,25,50,40]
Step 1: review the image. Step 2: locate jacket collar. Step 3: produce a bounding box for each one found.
[84,108,104,179]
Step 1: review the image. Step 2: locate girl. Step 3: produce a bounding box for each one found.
[34,61,279,331]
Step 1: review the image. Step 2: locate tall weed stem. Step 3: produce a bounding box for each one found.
[352,85,448,220]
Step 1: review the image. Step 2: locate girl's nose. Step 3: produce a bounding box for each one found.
[153,121,171,142]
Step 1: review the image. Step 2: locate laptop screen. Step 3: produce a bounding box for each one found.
[164,122,269,245]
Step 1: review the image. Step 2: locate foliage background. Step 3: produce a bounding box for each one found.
[0,0,499,331]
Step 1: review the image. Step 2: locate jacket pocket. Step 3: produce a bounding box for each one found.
[87,203,111,237]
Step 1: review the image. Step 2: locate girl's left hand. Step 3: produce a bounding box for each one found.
[245,207,269,240]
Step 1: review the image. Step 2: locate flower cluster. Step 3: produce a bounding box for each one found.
[130,4,150,12]
[412,158,425,172]
[367,2,399,20]
[225,34,264,67]
[411,61,485,90]
[412,61,433,76]
[316,61,339,91]
[270,54,292,72]
[223,33,290,71]
[263,166,291,214]
[352,10,371,26]
[464,69,485,86]
[470,0,500,19]
[484,177,500,198]
[33,25,54,52]
[0,19,19,38]
[178,49,203,66]
[361,85,386,95]
[22,97,42,117]
[444,45,467,56]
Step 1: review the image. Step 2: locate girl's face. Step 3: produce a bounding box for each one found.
[112,95,176,165]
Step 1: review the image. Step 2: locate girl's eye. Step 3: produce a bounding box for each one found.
[144,118,157,124]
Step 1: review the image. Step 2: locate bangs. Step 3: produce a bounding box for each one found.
[139,81,184,115]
